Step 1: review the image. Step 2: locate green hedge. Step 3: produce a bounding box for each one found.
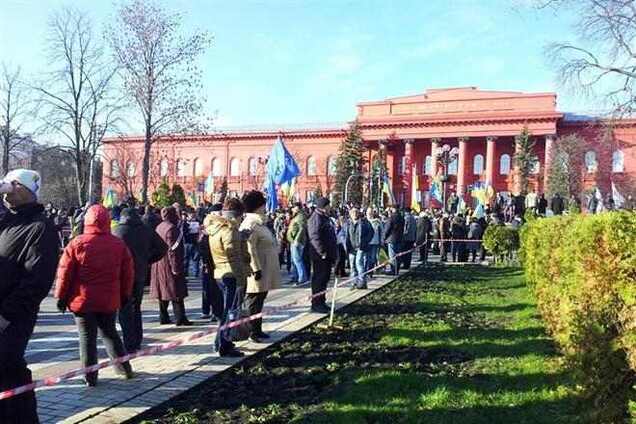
[482,224,519,264]
[520,211,636,422]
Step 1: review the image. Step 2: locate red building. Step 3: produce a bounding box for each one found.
[103,87,635,206]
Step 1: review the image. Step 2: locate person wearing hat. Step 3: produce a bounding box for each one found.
[307,197,337,314]
[204,198,250,357]
[240,191,281,342]
[0,169,59,422]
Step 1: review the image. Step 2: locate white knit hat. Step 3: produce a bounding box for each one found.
[1,169,41,200]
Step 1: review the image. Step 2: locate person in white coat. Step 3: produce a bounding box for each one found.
[239,191,281,343]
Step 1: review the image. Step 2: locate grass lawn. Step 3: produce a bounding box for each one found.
[296,265,584,424]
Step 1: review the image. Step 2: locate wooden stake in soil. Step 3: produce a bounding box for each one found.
[328,277,339,327]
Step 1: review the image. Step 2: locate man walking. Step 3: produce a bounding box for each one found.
[346,208,374,289]
[287,203,308,285]
[383,205,404,275]
[401,208,417,269]
[0,169,59,423]
[113,208,168,352]
[307,197,337,313]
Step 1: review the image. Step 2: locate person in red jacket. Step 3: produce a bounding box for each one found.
[55,205,135,387]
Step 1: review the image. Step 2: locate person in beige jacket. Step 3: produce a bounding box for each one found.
[240,190,281,343]
[204,198,250,357]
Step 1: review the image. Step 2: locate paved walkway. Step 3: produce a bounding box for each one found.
[27,256,426,424]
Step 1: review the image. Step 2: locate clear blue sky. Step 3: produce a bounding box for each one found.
[1,0,587,132]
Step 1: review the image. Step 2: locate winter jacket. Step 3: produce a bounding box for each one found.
[451,219,467,239]
[142,211,161,230]
[112,209,168,285]
[240,213,281,293]
[0,203,59,323]
[204,213,250,285]
[550,195,565,215]
[383,212,404,244]
[55,205,134,313]
[346,218,374,253]
[307,208,337,262]
[416,216,431,244]
[368,218,384,246]
[286,212,307,245]
[150,208,188,301]
[468,222,483,240]
[403,213,417,242]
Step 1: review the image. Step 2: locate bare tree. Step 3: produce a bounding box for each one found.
[36,7,121,205]
[108,0,212,204]
[0,64,36,175]
[546,0,636,116]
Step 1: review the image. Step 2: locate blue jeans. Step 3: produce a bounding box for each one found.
[388,242,400,274]
[185,243,200,277]
[349,249,369,287]
[367,245,379,272]
[290,242,308,283]
[214,276,242,352]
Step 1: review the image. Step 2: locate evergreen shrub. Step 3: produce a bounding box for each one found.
[482,224,519,264]
[521,212,636,422]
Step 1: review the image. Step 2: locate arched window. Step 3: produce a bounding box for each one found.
[531,158,540,174]
[126,160,136,178]
[499,154,511,175]
[211,158,221,176]
[193,158,202,176]
[307,156,317,176]
[398,156,408,175]
[424,155,433,176]
[176,159,186,177]
[248,157,258,176]
[110,160,120,178]
[230,158,240,176]
[473,154,484,175]
[160,157,169,177]
[327,156,337,176]
[448,157,458,175]
[612,150,624,173]
[585,150,597,173]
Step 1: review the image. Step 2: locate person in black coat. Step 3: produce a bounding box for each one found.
[382,206,404,275]
[416,213,431,263]
[550,193,565,215]
[537,193,548,216]
[113,208,168,352]
[307,197,337,313]
[0,170,59,424]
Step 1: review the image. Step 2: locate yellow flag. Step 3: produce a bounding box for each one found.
[411,165,421,213]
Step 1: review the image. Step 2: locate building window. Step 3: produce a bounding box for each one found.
[473,154,484,175]
[306,190,316,202]
[499,154,511,175]
[176,159,186,177]
[424,155,433,176]
[193,158,202,176]
[160,157,169,177]
[248,157,258,176]
[585,150,597,173]
[612,150,624,173]
[448,157,458,175]
[327,155,337,176]
[110,160,120,178]
[126,160,136,178]
[211,158,221,176]
[307,156,317,176]
[230,158,240,177]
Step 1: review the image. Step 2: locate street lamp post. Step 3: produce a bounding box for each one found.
[435,144,459,212]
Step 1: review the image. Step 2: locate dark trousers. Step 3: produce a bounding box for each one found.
[159,299,188,324]
[401,240,415,269]
[452,241,464,262]
[440,240,450,261]
[118,282,145,352]
[311,257,332,307]
[335,245,347,277]
[419,240,429,263]
[0,316,39,424]
[215,276,242,352]
[245,291,268,335]
[201,271,223,319]
[74,312,132,382]
[184,243,200,277]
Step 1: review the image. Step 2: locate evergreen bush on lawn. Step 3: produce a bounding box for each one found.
[482,224,519,264]
[521,211,636,423]
[151,179,172,208]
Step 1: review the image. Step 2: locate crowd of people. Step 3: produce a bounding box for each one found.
[1,167,634,423]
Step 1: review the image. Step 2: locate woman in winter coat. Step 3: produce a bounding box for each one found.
[150,206,191,326]
[204,198,250,357]
[55,205,135,387]
[240,191,281,343]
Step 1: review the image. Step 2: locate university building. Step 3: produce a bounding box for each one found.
[102,87,635,206]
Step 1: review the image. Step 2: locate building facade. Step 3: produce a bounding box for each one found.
[102,87,636,206]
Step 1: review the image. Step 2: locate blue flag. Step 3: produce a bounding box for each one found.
[266,137,300,185]
[429,176,443,204]
[265,177,278,212]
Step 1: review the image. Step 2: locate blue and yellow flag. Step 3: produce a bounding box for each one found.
[382,174,396,205]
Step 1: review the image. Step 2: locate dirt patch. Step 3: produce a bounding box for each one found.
[129,265,482,424]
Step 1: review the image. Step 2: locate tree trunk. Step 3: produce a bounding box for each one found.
[75,160,84,205]
[2,137,8,176]
[141,124,152,204]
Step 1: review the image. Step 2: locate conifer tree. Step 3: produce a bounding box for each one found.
[170,183,186,207]
[334,120,366,205]
[514,126,538,195]
[151,179,172,208]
